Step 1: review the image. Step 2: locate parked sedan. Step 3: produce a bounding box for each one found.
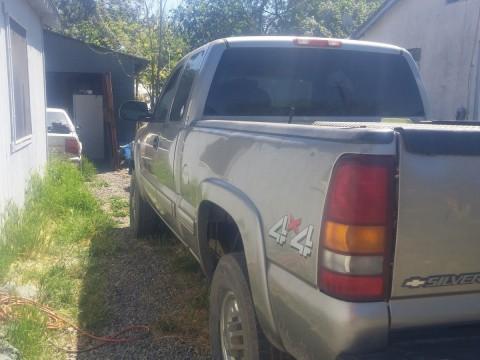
[46,108,82,162]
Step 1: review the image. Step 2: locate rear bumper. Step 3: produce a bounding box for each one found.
[339,336,480,360]
[267,263,480,360]
[267,262,389,360]
[68,156,81,164]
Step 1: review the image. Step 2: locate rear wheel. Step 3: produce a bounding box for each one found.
[209,253,276,360]
[130,174,159,238]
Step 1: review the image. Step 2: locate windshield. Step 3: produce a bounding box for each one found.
[46,111,73,133]
[205,47,425,119]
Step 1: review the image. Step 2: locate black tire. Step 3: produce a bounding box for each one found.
[209,253,276,360]
[130,174,159,238]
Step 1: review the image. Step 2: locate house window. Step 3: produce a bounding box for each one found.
[8,18,31,143]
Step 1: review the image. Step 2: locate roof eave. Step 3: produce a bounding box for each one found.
[26,0,59,27]
[44,30,149,70]
[350,0,399,39]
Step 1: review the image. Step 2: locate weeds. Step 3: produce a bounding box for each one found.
[5,307,49,359]
[79,157,96,182]
[109,196,129,218]
[0,160,110,281]
[93,179,109,188]
[0,160,210,358]
[0,159,113,359]
[39,264,75,309]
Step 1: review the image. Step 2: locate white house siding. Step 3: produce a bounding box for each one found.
[358,0,480,121]
[0,0,47,211]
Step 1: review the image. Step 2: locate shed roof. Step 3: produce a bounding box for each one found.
[350,0,400,39]
[26,0,59,27]
[45,30,149,74]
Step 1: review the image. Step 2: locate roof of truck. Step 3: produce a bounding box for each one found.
[221,36,404,54]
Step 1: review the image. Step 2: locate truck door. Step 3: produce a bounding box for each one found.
[142,62,185,226]
[168,50,206,251]
[150,50,206,240]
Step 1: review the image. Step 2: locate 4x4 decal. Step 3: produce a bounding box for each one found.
[268,215,314,257]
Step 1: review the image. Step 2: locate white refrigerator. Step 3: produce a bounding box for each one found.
[73,95,104,160]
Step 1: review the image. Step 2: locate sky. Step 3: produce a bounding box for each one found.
[165,0,180,11]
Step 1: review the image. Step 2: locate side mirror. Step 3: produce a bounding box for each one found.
[119,101,152,122]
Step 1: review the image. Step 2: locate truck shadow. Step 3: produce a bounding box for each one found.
[75,224,210,359]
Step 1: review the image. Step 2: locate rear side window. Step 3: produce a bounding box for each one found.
[154,65,183,122]
[46,111,73,133]
[170,50,205,121]
[204,47,425,119]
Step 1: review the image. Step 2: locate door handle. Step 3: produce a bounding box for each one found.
[152,136,160,150]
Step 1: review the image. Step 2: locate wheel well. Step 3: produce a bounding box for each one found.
[198,201,244,279]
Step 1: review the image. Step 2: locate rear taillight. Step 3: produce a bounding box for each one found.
[318,155,395,302]
[65,138,80,155]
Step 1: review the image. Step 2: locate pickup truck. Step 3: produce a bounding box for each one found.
[119,36,480,360]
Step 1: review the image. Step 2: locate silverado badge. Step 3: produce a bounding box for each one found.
[402,272,480,289]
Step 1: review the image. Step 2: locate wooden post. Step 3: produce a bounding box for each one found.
[102,72,120,170]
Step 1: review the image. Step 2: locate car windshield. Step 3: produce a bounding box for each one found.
[46,111,73,134]
[205,47,425,119]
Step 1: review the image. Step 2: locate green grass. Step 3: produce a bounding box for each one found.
[93,179,109,188]
[5,307,49,359]
[0,159,114,358]
[0,160,110,280]
[79,157,97,182]
[39,264,76,309]
[109,196,129,218]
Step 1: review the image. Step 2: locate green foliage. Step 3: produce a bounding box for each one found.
[172,0,262,49]
[0,159,115,357]
[0,159,110,281]
[279,0,384,38]
[39,264,76,308]
[79,157,97,182]
[50,0,382,108]
[50,0,187,107]
[5,307,49,360]
[173,0,383,47]
[109,196,129,218]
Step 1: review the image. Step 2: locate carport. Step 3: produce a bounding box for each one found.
[44,30,148,167]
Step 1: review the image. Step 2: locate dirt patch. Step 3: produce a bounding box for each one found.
[80,169,210,359]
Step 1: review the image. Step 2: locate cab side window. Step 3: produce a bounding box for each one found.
[153,64,183,122]
[170,50,205,122]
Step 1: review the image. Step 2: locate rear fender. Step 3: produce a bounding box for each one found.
[198,178,283,349]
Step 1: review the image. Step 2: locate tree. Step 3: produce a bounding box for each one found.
[172,0,273,49]
[136,1,187,107]
[50,0,187,107]
[277,0,383,38]
[51,0,382,103]
[172,0,383,49]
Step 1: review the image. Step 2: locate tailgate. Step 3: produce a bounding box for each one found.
[391,127,480,299]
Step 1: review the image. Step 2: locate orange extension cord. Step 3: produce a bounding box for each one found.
[0,292,150,353]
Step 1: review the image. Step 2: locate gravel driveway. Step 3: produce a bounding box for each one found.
[79,168,210,360]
